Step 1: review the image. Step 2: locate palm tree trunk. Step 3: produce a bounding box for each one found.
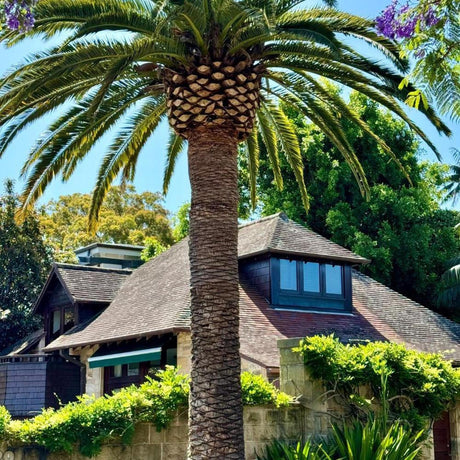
[187,126,244,459]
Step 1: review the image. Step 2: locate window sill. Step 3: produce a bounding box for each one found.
[271,305,355,316]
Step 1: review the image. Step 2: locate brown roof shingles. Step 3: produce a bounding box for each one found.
[55,263,131,304]
[45,214,460,366]
[238,213,369,264]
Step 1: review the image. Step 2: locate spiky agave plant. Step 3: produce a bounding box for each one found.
[0,0,450,457]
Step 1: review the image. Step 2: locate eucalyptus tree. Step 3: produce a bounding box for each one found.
[0,0,450,456]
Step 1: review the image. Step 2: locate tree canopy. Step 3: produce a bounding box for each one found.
[240,92,460,311]
[376,0,460,120]
[38,186,174,263]
[0,180,52,352]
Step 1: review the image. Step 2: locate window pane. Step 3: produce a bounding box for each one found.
[64,308,74,332]
[280,259,297,290]
[52,310,61,333]
[127,362,139,376]
[303,262,320,292]
[113,364,122,378]
[325,264,343,295]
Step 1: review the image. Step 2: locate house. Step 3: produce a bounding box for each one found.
[1,213,459,413]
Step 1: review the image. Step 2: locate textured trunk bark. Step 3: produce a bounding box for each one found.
[187,126,244,459]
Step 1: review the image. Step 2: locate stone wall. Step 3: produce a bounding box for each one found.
[0,405,327,460]
[1,337,458,460]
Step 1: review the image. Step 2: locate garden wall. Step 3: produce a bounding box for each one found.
[1,337,458,460]
[0,405,329,460]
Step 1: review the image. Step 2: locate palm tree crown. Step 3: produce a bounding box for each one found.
[0,0,449,218]
[0,0,451,457]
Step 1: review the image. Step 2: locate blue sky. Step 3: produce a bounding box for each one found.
[0,0,458,215]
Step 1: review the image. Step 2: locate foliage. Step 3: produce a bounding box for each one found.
[0,0,450,222]
[140,237,169,262]
[327,417,423,460]
[443,148,460,205]
[0,179,52,352]
[0,406,10,437]
[38,186,174,263]
[172,202,190,241]
[437,253,460,311]
[241,372,292,407]
[0,0,35,31]
[257,438,329,460]
[257,418,423,460]
[2,368,290,457]
[376,0,460,120]
[295,335,460,429]
[240,92,460,311]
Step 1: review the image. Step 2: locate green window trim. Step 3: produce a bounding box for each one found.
[271,257,352,312]
[88,347,162,369]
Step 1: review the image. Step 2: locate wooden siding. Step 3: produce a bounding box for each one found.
[46,360,81,408]
[240,257,271,301]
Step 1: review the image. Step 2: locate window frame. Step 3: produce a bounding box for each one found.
[271,257,352,312]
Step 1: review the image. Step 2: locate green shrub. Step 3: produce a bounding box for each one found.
[1,367,290,457]
[328,418,423,460]
[295,335,460,427]
[241,372,291,407]
[257,439,330,459]
[0,406,10,436]
[257,418,423,460]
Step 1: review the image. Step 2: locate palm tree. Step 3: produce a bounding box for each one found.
[0,0,450,457]
[443,148,460,205]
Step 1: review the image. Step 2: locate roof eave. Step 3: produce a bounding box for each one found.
[44,326,188,352]
[238,248,370,265]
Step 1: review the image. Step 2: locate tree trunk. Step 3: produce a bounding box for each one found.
[187,126,244,459]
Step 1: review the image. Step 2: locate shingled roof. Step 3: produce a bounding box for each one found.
[45,214,460,365]
[34,264,131,313]
[238,213,369,264]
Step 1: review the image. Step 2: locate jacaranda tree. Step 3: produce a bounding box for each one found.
[0,0,451,456]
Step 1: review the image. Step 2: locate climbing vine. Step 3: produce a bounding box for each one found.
[295,335,460,430]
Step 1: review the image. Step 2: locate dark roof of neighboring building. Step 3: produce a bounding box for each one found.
[75,242,144,254]
[0,329,44,357]
[45,214,460,365]
[34,264,131,313]
[238,213,369,264]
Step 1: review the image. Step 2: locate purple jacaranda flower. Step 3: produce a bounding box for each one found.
[6,14,20,30]
[3,0,36,31]
[424,7,440,27]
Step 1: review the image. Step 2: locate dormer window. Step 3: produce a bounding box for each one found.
[272,257,352,312]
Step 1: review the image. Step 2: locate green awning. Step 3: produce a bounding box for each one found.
[88,347,161,369]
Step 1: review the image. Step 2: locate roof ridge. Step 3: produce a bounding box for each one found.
[54,263,132,274]
[238,212,287,229]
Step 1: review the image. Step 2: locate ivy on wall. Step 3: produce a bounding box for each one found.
[0,368,291,457]
[295,335,460,430]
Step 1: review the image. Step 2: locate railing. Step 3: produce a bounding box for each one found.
[0,354,50,364]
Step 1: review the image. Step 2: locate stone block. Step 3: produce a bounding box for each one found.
[97,445,131,460]
[245,442,266,460]
[162,442,187,460]
[163,425,187,444]
[131,423,150,445]
[244,407,263,425]
[132,444,162,460]
[149,426,164,445]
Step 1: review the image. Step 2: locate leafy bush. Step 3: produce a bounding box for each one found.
[241,372,291,407]
[328,418,423,460]
[1,367,290,457]
[257,418,423,460]
[0,406,11,436]
[257,439,329,459]
[295,335,460,427]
